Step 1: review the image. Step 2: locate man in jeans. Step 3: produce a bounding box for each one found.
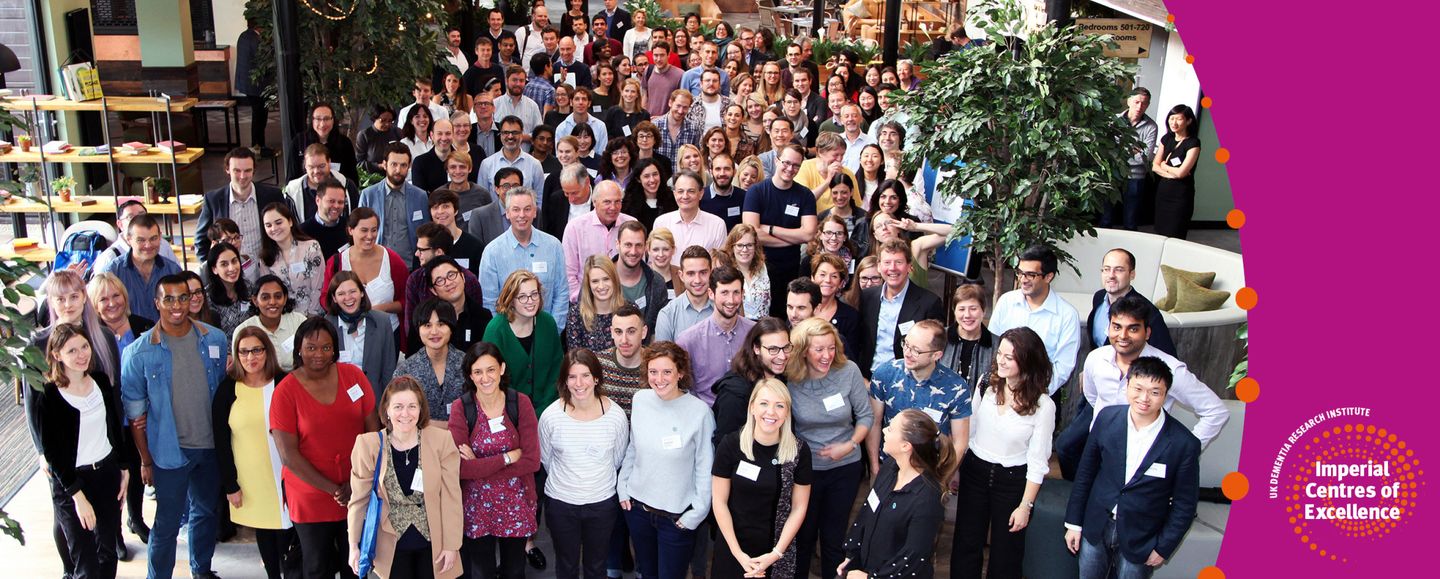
[1102,87,1157,230]
[122,274,230,579]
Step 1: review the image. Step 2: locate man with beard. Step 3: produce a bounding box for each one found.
[675,265,752,405]
[478,115,547,206]
[698,153,744,229]
[408,118,455,192]
[494,65,543,135]
[613,221,669,329]
[358,143,430,261]
[300,179,351,258]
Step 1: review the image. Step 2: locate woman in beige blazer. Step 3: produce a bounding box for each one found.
[348,376,464,578]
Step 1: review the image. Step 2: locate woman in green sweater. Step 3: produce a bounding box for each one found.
[482,270,562,417]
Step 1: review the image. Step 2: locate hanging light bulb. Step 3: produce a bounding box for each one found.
[398,20,406,31]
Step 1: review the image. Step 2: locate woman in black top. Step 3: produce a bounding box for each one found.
[712,378,812,579]
[620,158,677,229]
[602,78,651,141]
[29,323,131,579]
[356,104,401,174]
[942,284,996,390]
[570,122,603,171]
[839,409,957,579]
[289,102,358,184]
[1151,104,1202,239]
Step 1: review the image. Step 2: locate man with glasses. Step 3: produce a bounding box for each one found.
[283,143,354,223]
[101,214,184,322]
[1086,248,1174,354]
[857,238,945,379]
[405,223,484,338]
[865,319,972,476]
[122,273,229,579]
[471,92,503,159]
[478,187,569,327]
[91,200,180,276]
[478,115,547,207]
[988,244,1082,396]
[743,144,818,318]
[469,167,524,248]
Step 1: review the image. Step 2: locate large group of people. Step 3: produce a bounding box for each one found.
[25,3,1226,579]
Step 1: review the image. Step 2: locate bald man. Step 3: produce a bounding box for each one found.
[563,177,635,300]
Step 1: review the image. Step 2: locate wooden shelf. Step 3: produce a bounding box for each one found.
[0,195,203,216]
[0,243,194,264]
[1,95,197,113]
[0,148,204,165]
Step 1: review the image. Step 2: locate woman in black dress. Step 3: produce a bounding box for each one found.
[712,378,812,579]
[839,408,957,579]
[1151,104,1202,239]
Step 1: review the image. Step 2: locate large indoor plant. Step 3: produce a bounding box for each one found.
[893,0,1138,305]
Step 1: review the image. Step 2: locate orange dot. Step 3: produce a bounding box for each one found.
[1215,148,1231,164]
[1235,377,1260,403]
[1201,96,1214,108]
[1236,287,1258,310]
[1198,566,1225,579]
[1226,209,1246,229]
[1222,472,1250,500]
[1167,13,1176,22]
[1185,54,1195,64]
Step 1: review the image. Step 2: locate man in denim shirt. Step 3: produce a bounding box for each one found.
[122,274,230,579]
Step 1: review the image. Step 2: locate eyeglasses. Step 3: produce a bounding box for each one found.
[902,342,939,356]
[238,347,268,358]
[778,160,802,169]
[515,291,541,303]
[1015,270,1046,280]
[732,243,755,251]
[476,102,495,107]
[159,293,194,306]
[820,230,845,238]
[501,130,522,136]
[432,271,462,286]
[760,344,794,355]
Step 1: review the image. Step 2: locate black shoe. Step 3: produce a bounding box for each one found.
[526,546,547,570]
[115,541,131,562]
[129,520,150,544]
[194,572,223,579]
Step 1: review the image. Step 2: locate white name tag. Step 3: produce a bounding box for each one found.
[330,162,341,173]
[866,489,879,511]
[634,296,646,309]
[586,444,603,459]
[1145,462,1167,478]
[347,384,364,402]
[289,261,305,274]
[922,407,944,423]
[727,206,740,217]
[456,258,470,269]
[592,105,602,113]
[532,261,548,273]
[410,467,426,493]
[622,125,633,137]
[208,345,221,359]
[898,320,916,334]
[667,289,676,299]
[823,393,845,412]
[735,461,761,481]
[784,204,799,216]
[412,210,423,221]
[661,435,683,450]
[465,329,472,342]
[489,416,506,432]
[1169,157,1182,167]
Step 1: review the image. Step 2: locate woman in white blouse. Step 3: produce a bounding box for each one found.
[951,327,1055,579]
[538,348,629,579]
[622,9,651,59]
[257,202,326,316]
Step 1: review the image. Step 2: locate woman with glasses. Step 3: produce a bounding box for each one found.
[805,213,861,279]
[448,342,541,579]
[214,328,296,579]
[326,271,398,394]
[258,202,326,316]
[290,103,358,185]
[599,138,638,189]
[204,242,253,337]
[483,270,563,421]
[396,298,469,421]
[565,256,624,352]
[357,104,401,174]
[711,317,792,444]
[272,317,381,579]
[630,121,671,178]
[842,256,882,308]
[180,271,220,329]
[785,318,873,579]
[722,224,769,320]
[232,275,308,372]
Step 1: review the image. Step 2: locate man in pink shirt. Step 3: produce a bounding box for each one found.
[653,169,727,265]
[562,177,635,300]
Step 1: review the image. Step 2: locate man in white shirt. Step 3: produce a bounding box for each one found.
[515,6,552,66]
[397,78,448,127]
[493,65,543,135]
[442,26,469,75]
[839,104,876,173]
[653,169,727,263]
[987,244,1081,396]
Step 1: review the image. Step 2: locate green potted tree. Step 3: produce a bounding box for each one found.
[893,0,1139,305]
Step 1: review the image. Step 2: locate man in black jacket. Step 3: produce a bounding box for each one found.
[857,238,945,379]
[195,147,288,261]
[599,0,631,41]
[1086,248,1175,354]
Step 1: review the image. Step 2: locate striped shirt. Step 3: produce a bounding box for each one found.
[598,347,646,415]
[538,399,630,505]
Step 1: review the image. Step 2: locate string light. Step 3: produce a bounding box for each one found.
[299,0,356,21]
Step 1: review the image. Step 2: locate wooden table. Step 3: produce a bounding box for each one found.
[0,244,56,263]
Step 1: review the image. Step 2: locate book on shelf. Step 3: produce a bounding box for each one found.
[42,140,72,154]
[11,238,39,250]
[157,140,187,154]
[77,144,111,156]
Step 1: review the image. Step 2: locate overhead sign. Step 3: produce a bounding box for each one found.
[1077,18,1154,59]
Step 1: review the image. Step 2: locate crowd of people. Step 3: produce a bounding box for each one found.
[27,3,1223,579]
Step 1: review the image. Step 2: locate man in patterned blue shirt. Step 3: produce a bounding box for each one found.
[865,319,973,475]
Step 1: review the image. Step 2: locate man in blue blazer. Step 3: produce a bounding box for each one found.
[194,147,288,261]
[1065,356,1200,579]
[359,142,430,266]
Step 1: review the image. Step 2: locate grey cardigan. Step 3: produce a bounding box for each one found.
[328,311,398,394]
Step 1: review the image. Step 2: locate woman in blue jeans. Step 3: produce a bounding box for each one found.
[616,342,716,579]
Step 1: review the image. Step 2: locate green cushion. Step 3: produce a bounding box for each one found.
[1169,275,1231,313]
[1158,265,1217,311]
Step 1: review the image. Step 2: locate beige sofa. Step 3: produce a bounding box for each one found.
[1052,228,1247,397]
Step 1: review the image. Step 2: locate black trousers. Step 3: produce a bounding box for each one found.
[1056,397,1094,481]
[256,527,301,579]
[242,94,269,148]
[795,461,864,579]
[546,496,621,579]
[124,465,145,529]
[294,520,357,579]
[951,451,1029,579]
[462,535,528,579]
[391,543,437,579]
[51,456,121,579]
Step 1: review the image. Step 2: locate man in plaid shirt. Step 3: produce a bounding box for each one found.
[652,88,701,173]
[523,52,556,112]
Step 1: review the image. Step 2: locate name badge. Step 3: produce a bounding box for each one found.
[922,407,944,423]
[727,206,740,217]
[289,261,305,274]
[822,393,845,412]
[208,345,221,359]
[667,289,676,299]
[622,125,633,137]
[1145,463,1167,478]
[1169,157,1182,167]
[347,384,364,402]
[489,416,506,433]
[410,467,425,493]
[412,210,423,221]
[456,258,470,269]
[661,435,683,450]
[330,162,341,173]
[735,461,761,481]
[784,204,799,217]
[532,261,548,273]
[898,320,916,334]
[866,489,879,511]
[634,296,646,309]
[465,329,472,342]
[593,105,602,113]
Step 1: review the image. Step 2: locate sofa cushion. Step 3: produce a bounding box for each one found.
[1158,265,1216,311]
[1170,276,1230,313]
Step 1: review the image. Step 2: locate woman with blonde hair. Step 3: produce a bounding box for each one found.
[722,224,769,320]
[646,228,682,298]
[565,256,624,352]
[347,376,463,578]
[602,78,651,139]
[758,61,786,105]
[674,143,704,176]
[87,272,153,355]
[734,155,766,192]
[784,317,872,579]
[711,378,811,579]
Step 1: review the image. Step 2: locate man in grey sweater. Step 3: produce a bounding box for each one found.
[1102,87,1158,230]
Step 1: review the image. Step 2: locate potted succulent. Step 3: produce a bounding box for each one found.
[15,135,31,152]
[51,175,77,202]
[143,176,173,203]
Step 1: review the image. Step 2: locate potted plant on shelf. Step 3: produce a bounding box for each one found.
[51,175,76,202]
[144,176,173,204]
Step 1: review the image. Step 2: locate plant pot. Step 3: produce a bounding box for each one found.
[58,188,72,202]
[16,137,31,152]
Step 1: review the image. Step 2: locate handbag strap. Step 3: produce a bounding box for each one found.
[372,430,386,490]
